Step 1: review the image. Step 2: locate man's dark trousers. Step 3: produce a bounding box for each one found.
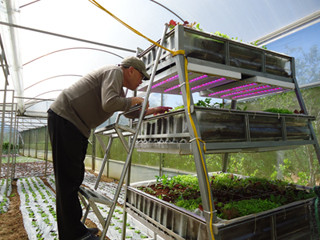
[47,109,89,240]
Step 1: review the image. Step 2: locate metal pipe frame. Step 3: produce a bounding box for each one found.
[0,34,10,177]
[133,24,320,239]
[0,21,136,53]
[174,25,217,240]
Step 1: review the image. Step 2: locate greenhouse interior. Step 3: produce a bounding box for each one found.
[1,0,320,239]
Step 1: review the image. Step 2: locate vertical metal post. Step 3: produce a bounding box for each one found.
[221,154,228,173]
[291,58,320,163]
[0,33,10,177]
[121,82,138,240]
[44,125,49,177]
[92,128,96,172]
[94,137,113,190]
[11,103,18,180]
[159,93,164,176]
[81,135,115,224]
[95,135,109,177]
[222,100,237,172]
[121,120,134,240]
[28,129,31,157]
[5,91,15,195]
[173,24,217,240]
[101,24,169,240]
[0,103,5,177]
[23,129,26,156]
[35,127,38,158]
[0,91,9,177]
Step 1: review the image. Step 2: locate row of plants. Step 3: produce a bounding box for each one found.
[137,173,315,220]
[171,97,304,114]
[80,172,152,239]
[17,177,58,240]
[0,178,11,214]
[168,20,267,48]
[84,203,150,239]
[47,173,152,240]
[1,142,19,154]
[1,156,43,164]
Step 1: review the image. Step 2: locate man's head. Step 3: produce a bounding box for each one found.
[121,56,150,80]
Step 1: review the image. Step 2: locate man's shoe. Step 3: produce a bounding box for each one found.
[88,227,99,235]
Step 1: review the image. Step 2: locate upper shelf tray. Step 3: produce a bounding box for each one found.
[137,25,296,100]
[134,106,316,154]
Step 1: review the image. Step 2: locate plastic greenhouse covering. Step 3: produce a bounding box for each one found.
[0,0,319,127]
[1,1,320,240]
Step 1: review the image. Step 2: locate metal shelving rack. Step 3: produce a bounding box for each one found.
[80,24,320,240]
[136,24,320,157]
[131,25,320,239]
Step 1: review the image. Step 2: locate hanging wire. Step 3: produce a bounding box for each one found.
[24,74,82,91]
[149,0,185,22]
[19,0,41,9]
[24,90,63,105]
[0,21,136,53]
[23,47,124,66]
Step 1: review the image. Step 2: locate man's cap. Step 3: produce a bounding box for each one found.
[121,56,150,80]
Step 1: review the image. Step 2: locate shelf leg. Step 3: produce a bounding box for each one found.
[173,49,219,240]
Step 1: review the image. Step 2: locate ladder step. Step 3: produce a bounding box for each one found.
[94,123,135,136]
[79,186,113,206]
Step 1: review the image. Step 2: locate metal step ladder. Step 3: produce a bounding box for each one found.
[78,111,134,227]
[78,25,169,240]
[78,186,114,227]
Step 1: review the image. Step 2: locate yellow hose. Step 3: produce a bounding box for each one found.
[88,1,215,239]
[183,57,215,240]
[88,0,184,56]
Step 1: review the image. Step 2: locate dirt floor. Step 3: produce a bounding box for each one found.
[0,180,28,240]
[0,162,112,240]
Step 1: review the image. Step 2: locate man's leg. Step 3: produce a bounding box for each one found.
[48,110,89,240]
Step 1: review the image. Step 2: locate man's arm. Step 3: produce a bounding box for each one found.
[124,105,172,119]
[129,97,145,106]
[145,106,172,115]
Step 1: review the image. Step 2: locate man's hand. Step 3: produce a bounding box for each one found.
[150,106,172,115]
[130,97,144,106]
[130,97,149,109]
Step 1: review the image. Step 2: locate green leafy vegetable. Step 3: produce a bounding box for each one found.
[263,108,293,114]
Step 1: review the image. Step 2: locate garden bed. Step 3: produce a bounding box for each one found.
[127,173,319,239]
[0,157,156,240]
[136,173,315,219]
[0,157,54,179]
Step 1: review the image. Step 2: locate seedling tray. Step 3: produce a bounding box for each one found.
[127,180,319,240]
[137,25,294,100]
[135,107,316,154]
[139,26,293,80]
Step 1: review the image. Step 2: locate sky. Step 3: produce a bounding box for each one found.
[267,22,320,53]
[266,22,320,85]
[1,0,320,113]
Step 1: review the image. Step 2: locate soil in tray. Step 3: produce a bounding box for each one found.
[137,173,315,220]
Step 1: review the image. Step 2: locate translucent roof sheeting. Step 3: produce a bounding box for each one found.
[265,22,320,86]
[0,0,320,119]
